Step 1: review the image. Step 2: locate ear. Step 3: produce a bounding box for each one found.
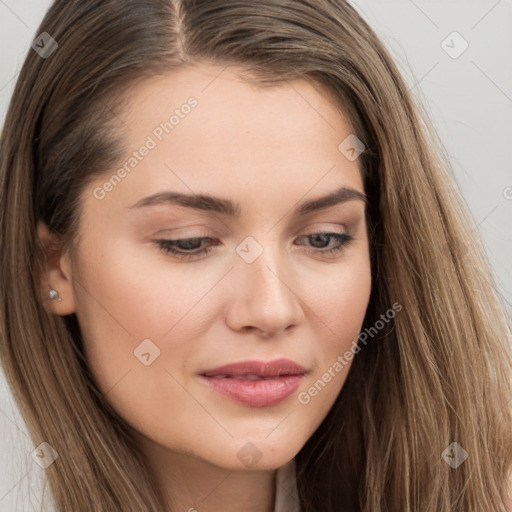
[37,221,76,315]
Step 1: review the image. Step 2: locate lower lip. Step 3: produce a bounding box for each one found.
[200,374,304,407]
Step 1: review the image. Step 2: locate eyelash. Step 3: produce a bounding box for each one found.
[156,232,354,260]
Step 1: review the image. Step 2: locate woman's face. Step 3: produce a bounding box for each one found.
[45,63,372,471]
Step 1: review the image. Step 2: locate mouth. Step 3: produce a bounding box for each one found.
[199,358,306,407]
[205,374,291,380]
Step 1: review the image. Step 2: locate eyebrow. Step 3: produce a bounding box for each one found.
[127,186,367,216]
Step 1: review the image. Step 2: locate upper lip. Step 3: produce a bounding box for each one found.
[201,358,307,378]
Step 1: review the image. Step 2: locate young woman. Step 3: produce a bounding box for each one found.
[1,1,511,511]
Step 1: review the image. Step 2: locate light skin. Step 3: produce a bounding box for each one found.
[38,63,372,512]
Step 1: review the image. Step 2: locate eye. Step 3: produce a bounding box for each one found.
[155,231,354,260]
[157,237,217,259]
[295,232,354,257]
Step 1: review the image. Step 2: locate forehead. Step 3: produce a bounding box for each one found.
[84,63,365,217]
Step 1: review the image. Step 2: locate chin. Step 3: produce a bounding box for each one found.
[200,437,303,472]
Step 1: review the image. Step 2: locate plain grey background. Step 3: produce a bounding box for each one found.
[1,1,511,510]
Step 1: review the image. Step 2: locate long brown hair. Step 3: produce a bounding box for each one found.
[1,1,511,510]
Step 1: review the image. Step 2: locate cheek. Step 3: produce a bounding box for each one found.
[329,262,371,342]
[71,237,200,396]
[297,252,372,407]
[305,249,372,344]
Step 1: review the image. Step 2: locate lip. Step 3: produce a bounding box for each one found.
[199,358,306,407]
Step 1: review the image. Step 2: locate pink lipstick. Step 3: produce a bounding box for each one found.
[199,358,306,407]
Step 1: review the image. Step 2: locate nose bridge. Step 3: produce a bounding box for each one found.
[245,242,287,300]
[227,236,304,335]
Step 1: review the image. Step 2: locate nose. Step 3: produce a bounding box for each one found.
[224,243,305,338]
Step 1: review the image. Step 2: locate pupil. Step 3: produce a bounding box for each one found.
[310,234,330,248]
[178,238,203,250]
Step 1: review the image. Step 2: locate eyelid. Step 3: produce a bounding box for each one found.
[152,224,214,236]
[153,220,351,236]
[150,223,354,252]
[295,221,349,233]
[155,229,355,261]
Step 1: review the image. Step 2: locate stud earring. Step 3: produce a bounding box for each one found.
[48,289,62,302]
